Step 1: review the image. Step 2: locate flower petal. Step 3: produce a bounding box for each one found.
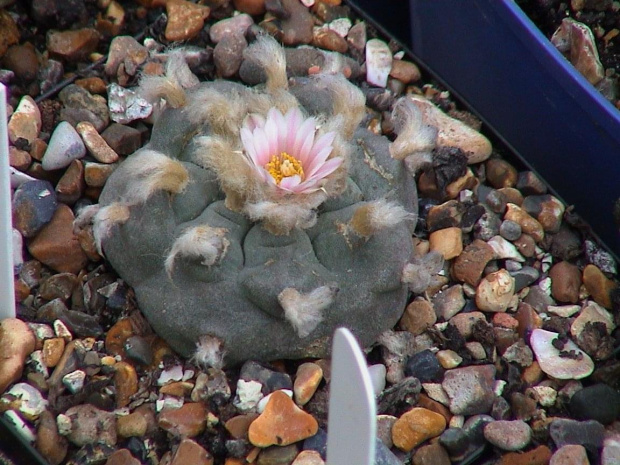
[243,113,266,132]
[263,114,279,157]
[293,118,317,161]
[279,174,302,191]
[240,127,258,165]
[285,108,304,151]
[306,156,343,181]
[305,146,335,178]
[309,131,336,160]
[252,128,271,166]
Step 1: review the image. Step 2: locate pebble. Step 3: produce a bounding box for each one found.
[390,59,421,84]
[191,368,231,402]
[530,329,594,380]
[1,382,48,421]
[46,28,100,62]
[486,159,518,188]
[570,301,615,340]
[429,227,463,260]
[257,444,298,464]
[582,264,616,309]
[158,402,209,437]
[510,266,540,292]
[214,33,248,78]
[392,407,447,452]
[116,411,148,438]
[442,365,496,415]
[502,340,533,367]
[405,350,445,383]
[76,122,119,164]
[11,180,58,238]
[234,379,264,412]
[4,410,35,443]
[55,159,85,204]
[313,28,348,54]
[36,410,68,465]
[293,363,323,406]
[38,58,64,94]
[257,389,293,413]
[292,450,324,464]
[0,318,36,394]
[436,350,462,369]
[100,123,142,156]
[62,369,86,394]
[8,95,41,144]
[0,9,19,57]
[210,14,254,43]
[41,121,86,171]
[484,420,531,451]
[368,364,387,396]
[164,0,210,42]
[27,204,89,274]
[75,77,107,94]
[432,284,465,320]
[114,361,138,408]
[475,269,515,312]
[10,146,32,172]
[547,304,581,318]
[107,83,153,124]
[398,298,437,335]
[549,261,581,303]
[279,0,314,46]
[549,418,605,455]
[499,445,552,465]
[602,437,620,465]
[171,438,214,465]
[504,203,544,242]
[550,444,590,465]
[365,39,392,87]
[248,390,318,447]
[105,449,141,465]
[449,311,486,339]
[240,360,293,394]
[104,36,148,78]
[66,403,117,446]
[452,239,496,286]
[4,43,39,82]
[84,161,119,187]
[59,84,110,132]
[523,194,565,233]
[233,0,265,15]
[412,442,450,465]
[487,235,525,262]
[569,383,620,424]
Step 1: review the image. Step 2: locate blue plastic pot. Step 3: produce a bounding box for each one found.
[350,0,620,260]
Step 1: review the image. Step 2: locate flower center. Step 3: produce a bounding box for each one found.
[265,152,304,185]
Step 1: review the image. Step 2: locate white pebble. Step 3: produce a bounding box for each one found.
[368,364,387,396]
[12,229,23,269]
[56,413,72,436]
[328,18,352,38]
[547,305,581,318]
[487,235,525,262]
[157,365,184,386]
[10,166,36,189]
[108,83,152,124]
[53,319,73,341]
[365,39,392,88]
[2,383,48,420]
[42,121,86,171]
[233,379,264,412]
[156,396,184,412]
[63,370,86,394]
[530,329,594,380]
[27,350,49,378]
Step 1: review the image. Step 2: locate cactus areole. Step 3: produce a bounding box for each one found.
[89,37,434,365]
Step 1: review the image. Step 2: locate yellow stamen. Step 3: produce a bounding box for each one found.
[265,152,304,184]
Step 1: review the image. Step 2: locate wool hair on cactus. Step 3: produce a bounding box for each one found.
[82,35,432,366]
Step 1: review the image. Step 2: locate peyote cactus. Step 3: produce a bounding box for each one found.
[81,36,438,366]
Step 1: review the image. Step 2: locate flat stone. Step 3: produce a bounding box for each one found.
[10,146,32,172]
[399,298,437,335]
[257,444,299,464]
[158,402,209,437]
[8,95,41,144]
[530,329,594,380]
[442,365,496,415]
[27,204,88,274]
[74,77,107,94]
[66,404,117,446]
[77,122,119,163]
[11,179,57,238]
[42,337,65,368]
[4,43,39,83]
[294,363,323,406]
[549,261,581,303]
[429,227,463,260]
[487,235,525,262]
[170,438,214,465]
[248,390,318,447]
[165,0,210,42]
[365,38,392,87]
[452,239,495,286]
[570,301,615,340]
[484,420,531,451]
[0,319,36,394]
[46,28,100,62]
[42,121,86,171]
[582,264,616,309]
[475,269,515,313]
[117,411,149,438]
[392,407,447,452]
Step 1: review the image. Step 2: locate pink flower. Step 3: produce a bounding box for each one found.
[240,107,342,194]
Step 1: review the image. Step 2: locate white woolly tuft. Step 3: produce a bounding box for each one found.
[138,75,187,108]
[244,201,318,235]
[120,150,189,205]
[278,286,338,338]
[193,334,226,369]
[367,199,413,230]
[92,203,131,256]
[165,225,230,277]
[313,73,366,139]
[389,98,437,169]
[243,35,288,92]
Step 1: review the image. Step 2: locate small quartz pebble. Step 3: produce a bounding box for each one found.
[1,382,48,421]
[8,95,41,144]
[392,407,447,452]
[530,329,594,380]
[292,450,324,464]
[108,83,153,124]
[158,402,209,437]
[248,390,318,447]
[62,370,86,394]
[547,304,581,318]
[158,364,184,386]
[475,269,515,313]
[294,362,323,406]
[484,420,532,451]
[487,235,525,262]
[42,122,86,171]
[365,39,392,87]
[233,379,264,412]
[442,365,496,415]
[76,122,119,163]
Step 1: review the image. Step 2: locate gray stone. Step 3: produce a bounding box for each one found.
[549,418,605,456]
[11,180,58,238]
[442,365,496,415]
[96,79,417,365]
[58,84,109,132]
[41,121,86,171]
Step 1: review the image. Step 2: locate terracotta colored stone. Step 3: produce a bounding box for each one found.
[55,159,85,205]
[0,318,36,394]
[452,239,495,286]
[225,413,259,439]
[159,381,194,398]
[46,28,100,62]
[36,410,68,465]
[521,361,544,386]
[429,227,463,260]
[413,442,451,465]
[514,233,537,258]
[416,393,452,424]
[117,411,149,438]
[77,122,119,164]
[75,77,107,94]
[27,204,88,274]
[84,161,118,187]
[30,139,48,161]
[313,28,348,53]
[294,363,323,406]
[499,445,552,465]
[8,96,41,145]
[158,402,209,437]
[233,0,266,15]
[392,407,447,452]
[445,169,478,200]
[105,318,134,358]
[399,298,437,336]
[248,390,318,447]
[114,361,138,408]
[583,264,617,309]
[549,261,581,304]
[165,0,210,42]
[257,444,299,464]
[390,59,421,84]
[9,146,32,171]
[171,438,214,465]
[42,337,65,368]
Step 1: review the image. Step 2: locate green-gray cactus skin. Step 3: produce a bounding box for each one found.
[98,79,417,365]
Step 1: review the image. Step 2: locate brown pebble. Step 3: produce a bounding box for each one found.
[313,28,348,53]
[449,311,486,339]
[158,402,209,437]
[165,0,210,42]
[77,122,119,164]
[513,234,537,258]
[117,411,148,438]
[171,438,214,465]
[233,0,266,15]
[399,298,437,336]
[105,449,141,465]
[101,123,142,156]
[504,204,544,243]
[445,168,478,199]
[42,338,66,368]
[213,33,247,78]
[36,410,68,465]
[486,159,518,188]
[499,445,552,465]
[294,363,323,406]
[413,442,451,465]
[30,139,47,161]
[416,393,452,425]
[549,261,581,304]
[249,390,318,447]
[429,227,463,260]
[105,318,134,358]
[225,413,259,439]
[280,0,314,46]
[390,59,421,84]
[583,264,616,309]
[0,319,37,394]
[521,361,544,386]
[452,239,495,286]
[46,28,100,62]
[84,161,118,187]
[159,381,194,398]
[257,444,299,464]
[114,361,138,408]
[392,407,447,452]
[550,444,589,465]
[0,10,20,57]
[515,302,543,339]
[27,204,88,274]
[75,77,107,94]
[9,146,32,171]
[55,159,85,205]
[3,43,39,82]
